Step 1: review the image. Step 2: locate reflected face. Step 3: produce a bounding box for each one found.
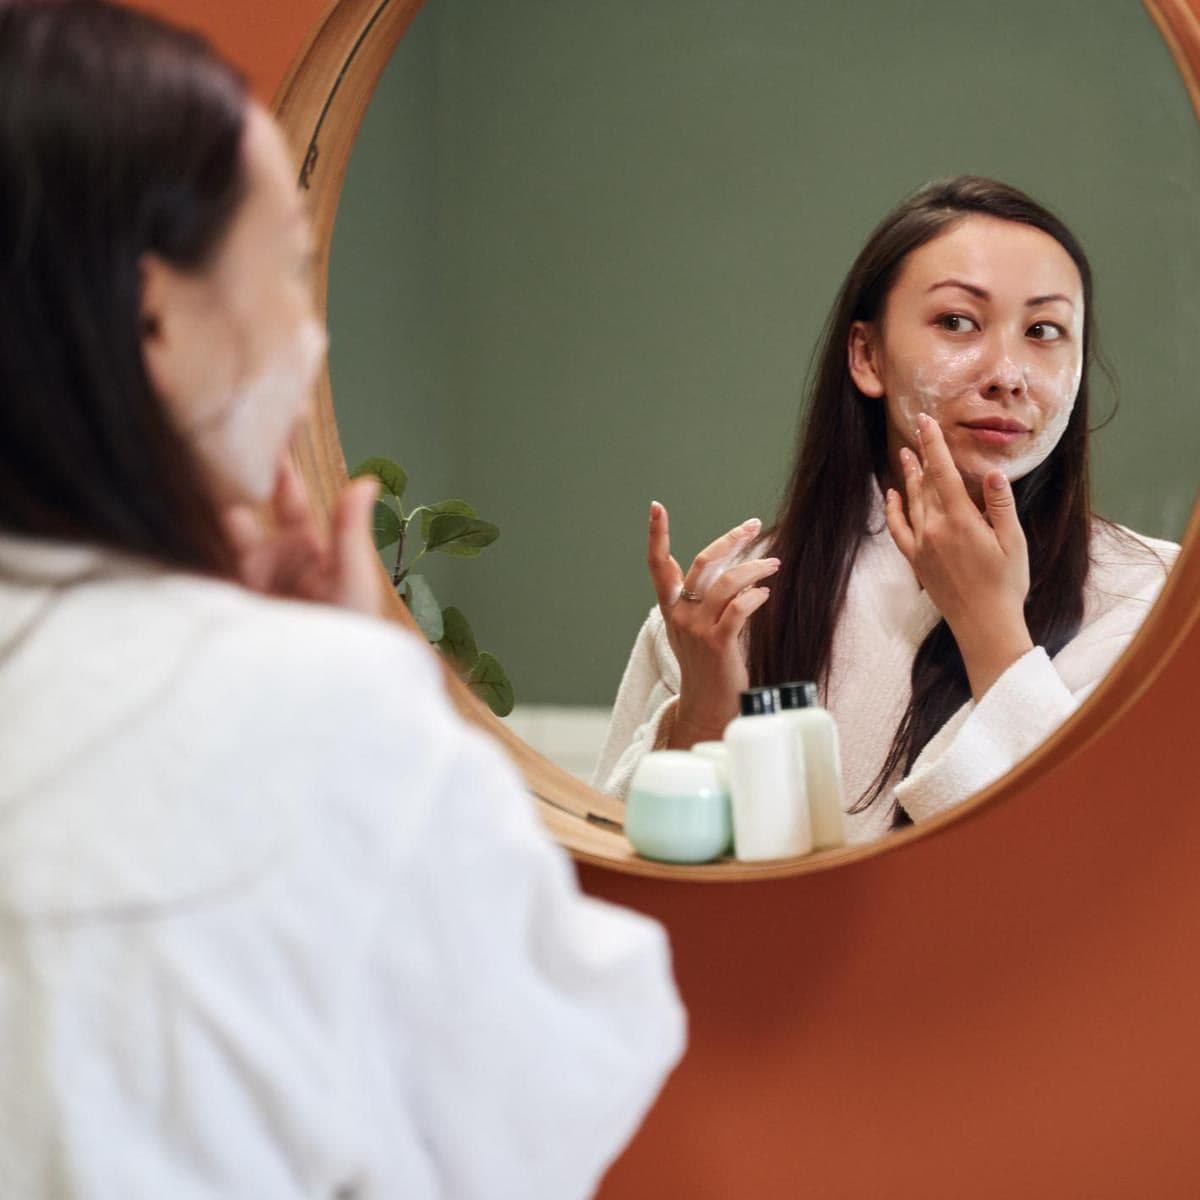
[143,103,326,503]
[851,215,1085,498]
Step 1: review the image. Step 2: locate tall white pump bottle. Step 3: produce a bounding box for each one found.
[777,681,846,850]
[723,687,812,861]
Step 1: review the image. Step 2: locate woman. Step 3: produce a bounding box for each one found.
[595,176,1178,845]
[0,3,683,1196]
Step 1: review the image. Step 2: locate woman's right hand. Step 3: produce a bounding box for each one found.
[223,454,384,617]
[646,501,780,748]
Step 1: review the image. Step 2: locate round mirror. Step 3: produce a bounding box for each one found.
[276,0,1199,878]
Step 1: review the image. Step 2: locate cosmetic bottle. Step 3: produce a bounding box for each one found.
[691,740,731,792]
[723,687,812,861]
[689,741,734,854]
[626,751,733,864]
[777,681,846,850]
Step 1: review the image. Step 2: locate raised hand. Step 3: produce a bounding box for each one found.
[646,500,779,747]
[223,453,384,616]
[884,411,1034,699]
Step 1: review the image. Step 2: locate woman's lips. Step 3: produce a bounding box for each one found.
[959,418,1030,447]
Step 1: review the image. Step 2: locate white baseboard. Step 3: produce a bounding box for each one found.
[503,705,612,783]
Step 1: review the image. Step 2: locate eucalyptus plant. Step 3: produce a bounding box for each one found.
[352,456,514,717]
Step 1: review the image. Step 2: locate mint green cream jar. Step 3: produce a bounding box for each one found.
[626,750,734,864]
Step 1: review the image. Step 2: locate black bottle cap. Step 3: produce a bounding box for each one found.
[739,687,780,717]
[778,681,819,710]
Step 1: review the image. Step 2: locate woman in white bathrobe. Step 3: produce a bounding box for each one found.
[0,3,683,1197]
[595,176,1178,843]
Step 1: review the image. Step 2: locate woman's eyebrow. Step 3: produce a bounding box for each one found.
[1026,292,1075,308]
[927,279,1075,308]
[927,278,989,300]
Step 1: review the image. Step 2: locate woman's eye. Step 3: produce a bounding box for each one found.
[937,313,979,333]
[1027,322,1064,342]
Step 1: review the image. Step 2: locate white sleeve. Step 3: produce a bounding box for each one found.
[893,646,1078,823]
[591,609,680,799]
[895,535,1175,823]
[359,727,686,1200]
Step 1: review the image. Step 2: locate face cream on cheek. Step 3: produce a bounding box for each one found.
[889,348,1081,485]
[190,320,329,501]
[890,348,984,438]
[992,358,1082,481]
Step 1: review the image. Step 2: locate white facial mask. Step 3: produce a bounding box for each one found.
[188,319,328,502]
[892,344,1082,485]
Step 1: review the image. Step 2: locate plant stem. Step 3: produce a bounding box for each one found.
[392,521,408,589]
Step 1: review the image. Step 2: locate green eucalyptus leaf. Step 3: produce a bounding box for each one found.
[467,651,514,717]
[425,513,499,558]
[352,457,408,502]
[371,500,403,551]
[420,499,477,542]
[400,573,444,642]
[437,606,479,673]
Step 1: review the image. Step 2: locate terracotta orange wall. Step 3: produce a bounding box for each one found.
[132,0,331,103]
[138,3,1200,1195]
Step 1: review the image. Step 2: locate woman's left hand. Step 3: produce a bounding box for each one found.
[222,454,383,616]
[884,411,1034,699]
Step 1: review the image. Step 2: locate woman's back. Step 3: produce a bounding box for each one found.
[0,536,684,1198]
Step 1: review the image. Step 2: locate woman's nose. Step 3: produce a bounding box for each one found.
[981,341,1027,399]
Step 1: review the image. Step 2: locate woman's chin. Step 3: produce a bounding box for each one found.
[206,462,275,509]
[947,452,991,487]
[947,451,1008,506]
[948,439,1023,482]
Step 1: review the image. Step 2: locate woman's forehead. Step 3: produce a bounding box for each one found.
[897,215,1083,302]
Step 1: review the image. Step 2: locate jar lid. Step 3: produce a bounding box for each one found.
[630,750,722,797]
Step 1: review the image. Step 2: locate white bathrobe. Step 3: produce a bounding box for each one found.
[0,535,685,1200]
[593,487,1179,845]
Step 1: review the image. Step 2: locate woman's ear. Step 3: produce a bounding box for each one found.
[138,251,228,422]
[848,320,886,399]
[139,251,186,405]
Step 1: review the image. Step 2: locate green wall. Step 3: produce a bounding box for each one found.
[330,0,1200,707]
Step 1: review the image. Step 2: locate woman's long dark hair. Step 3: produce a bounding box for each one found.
[747,176,1095,824]
[0,0,249,574]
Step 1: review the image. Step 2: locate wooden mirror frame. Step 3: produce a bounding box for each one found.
[272,0,1200,882]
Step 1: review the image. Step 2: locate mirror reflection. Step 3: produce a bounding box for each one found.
[330,0,1193,851]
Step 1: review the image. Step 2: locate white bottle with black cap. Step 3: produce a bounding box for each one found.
[723,687,812,861]
[778,681,846,850]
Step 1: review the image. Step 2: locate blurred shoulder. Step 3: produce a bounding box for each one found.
[151,573,449,728]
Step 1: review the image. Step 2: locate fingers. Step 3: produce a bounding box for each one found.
[982,470,1026,556]
[334,475,380,540]
[714,584,772,641]
[222,504,262,558]
[329,476,383,614]
[647,500,684,609]
[649,504,767,621]
[273,453,312,529]
[884,486,917,566]
[898,445,925,540]
[699,556,780,616]
[683,516,763,593]
[915,412,970,514]
[220,504,274,593]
